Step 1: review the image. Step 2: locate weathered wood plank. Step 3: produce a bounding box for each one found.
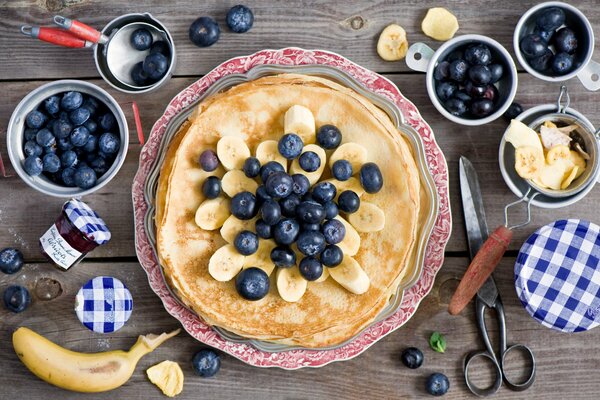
[1,257,597,399]
[2,0,600,79]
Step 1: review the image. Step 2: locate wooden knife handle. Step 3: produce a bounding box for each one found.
[448,225,513,315]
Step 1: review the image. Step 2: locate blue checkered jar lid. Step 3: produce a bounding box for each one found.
[515,219,600,332]
[64,199,111,245]
[75,276,133,333]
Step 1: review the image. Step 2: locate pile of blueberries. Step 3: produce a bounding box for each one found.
[199,125,383,301]
[22,91,120,189]
[129,28,171,86]
[189,5,253,48]
[520,7,578,76]
[434,42,505,118]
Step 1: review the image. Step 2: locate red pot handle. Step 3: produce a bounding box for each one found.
[53,15,108,44]
[448,225,513,315]
[20,26,92,48]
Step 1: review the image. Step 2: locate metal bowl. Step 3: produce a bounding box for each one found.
[406,34,518,126]
[6,80,129,197]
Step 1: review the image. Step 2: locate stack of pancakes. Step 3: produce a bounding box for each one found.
[156,74,421,348]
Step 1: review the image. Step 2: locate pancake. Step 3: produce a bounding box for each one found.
[156,74,421,348]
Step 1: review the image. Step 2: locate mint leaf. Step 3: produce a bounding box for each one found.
[429,331,446,353]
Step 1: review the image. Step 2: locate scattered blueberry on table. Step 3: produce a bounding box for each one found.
[226,5,254,33]
[425,373,450,396]
[3,285,31,313]
[0,247,24,275]
[401,347,424,369]
[192,349,221,377]
[189,16,220,47]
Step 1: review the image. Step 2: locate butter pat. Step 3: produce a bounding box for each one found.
[147,360,184,397]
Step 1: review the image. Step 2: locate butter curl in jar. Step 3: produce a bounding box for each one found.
[39,199,111,270]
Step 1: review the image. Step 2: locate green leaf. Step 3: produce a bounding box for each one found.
[429,331,446,353]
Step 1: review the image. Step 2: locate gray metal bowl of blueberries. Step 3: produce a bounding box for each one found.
[407,34,517,125]
[7,80,128,197]
[514,1,600,91]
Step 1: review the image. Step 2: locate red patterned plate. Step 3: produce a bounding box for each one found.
[132,48,451,369]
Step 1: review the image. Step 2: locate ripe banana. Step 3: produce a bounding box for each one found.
[329,143,368,173]
[220,215,257,244]
[505,119,544,153]
[216,136,251,170]
[12,326,180,393]
[284,105,316,144]
[348,202,386,232]
[290,144,327,185]
[243,239,277,276]
[195,197,230,230]
[146,360,184,397]
[377,24,408,61]
[335,216,361,256]
[314,266,330,283]
[325,177,365,200]
[209,244,245,281]
[221,169,259,197]
[328,256,370,295]
[514,146,544,179]
[255,140,287,171]
[276,266,307,302]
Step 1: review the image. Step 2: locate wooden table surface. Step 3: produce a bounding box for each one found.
[1,1,599,399]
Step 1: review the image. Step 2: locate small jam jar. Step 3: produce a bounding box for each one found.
[39,199,111,270]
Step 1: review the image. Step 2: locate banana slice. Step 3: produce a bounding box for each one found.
[314,266,330,283]
[284,105,316,144]
[220,215,258,244]
[377,24,408,61]
[546,145,571,165]
[505,120,544,153]
[570,150,586,178]
[195,197,230,230]
[276,266,308,302]
[221,169,259,197]
[325,177,366,200]
[255,140,288,170]
[146,360,184,398]
[328,256,370,295]
[216,136,251,170]
[329,143,368,173]
[514,146,544,179]
[348,202,385,232]
[208,244,245,282]
[243,239,277,276]
[335,216,360,256]
[561,166,579,190]
[537,159,572,190]
[421,7,459,41]
[290,144,327,185]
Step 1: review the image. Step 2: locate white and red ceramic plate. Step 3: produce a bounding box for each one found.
[132,48,451,369]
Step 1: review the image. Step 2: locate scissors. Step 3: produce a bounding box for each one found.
[459,156,536,397]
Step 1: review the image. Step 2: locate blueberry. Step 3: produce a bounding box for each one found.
[488,63,503,84]
[552,52,574,75]
[401,347,424,369]
[24,128,38,142]
[299,151,320,172]
[296,231,326,256]
[70,126,90,147]
[59,111,70,122]
[26,110,47,129]
[52,119,73,139]
[255,185,272,207]
[44,96,60,115]
[464,44,492,65]
[261,199,282,225]
[324,201,338,220]
[130,62,148,86]
[74,166,97,189]
[143,53,169,80]
[533,25,554,43]
[270,245,296,268]
[433,61,450,81]
[332,159,353,181]
[255,219,272,239]
[98,113,116,131]
[42,153,60,173]
[236,267,269,300]
[202,176,221,199]
[279,194,301,217]
[464,80,486,98]
[98,132,120,154]
[57,136,74,151]
[24,140,43,157]
[503,102,523,120]
[520,34,547,58]
[470,99,494,117]
[338,191,360,213]
[84,119,97,134]
[302,192,314,202]
[0,248,24,274]
[189,16,220,47]
[192,349,221,377]
[292,174,310,195]
[260,161,285,183]
[234,230,259,255]
[81,97,100,115]
[299,256,323,281]
[130,28,153,50]
[273,218,300,245]
[316,125,342,149]
[453,90,471,103]
[312,182,336,204]
[425,373,450,396]
[359,163,383,194]
[90,156,108,176]
[448,59,468,82]
[69,107,91,126]
[536,7,565,32]
[61,91,83,111]
[83,135,97,153]
[150,40,170,56]
[243,157,261,178]
[3,285,31,313]
[322,219,345,244]
[61,167,77,186]
[44,145,57,155]
[528,48,553,72]
[199,149,219,172]
[278,133,304,159]
[230,191,257,220]
[23,156,43,176]
[320,244,343,267]
[481,85,499,103]
[36,128,55,147]
[435,81,457,102]
[226,4,254,33]
[554,27,578,54]
[445,49,463,62]
[302,223,320,231]
[468,65,492,86]
[296,200,326,224]
[60,150,78,168]
[265,172,293,198]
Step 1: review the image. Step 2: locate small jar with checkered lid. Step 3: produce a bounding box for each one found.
[39,199,111,270]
